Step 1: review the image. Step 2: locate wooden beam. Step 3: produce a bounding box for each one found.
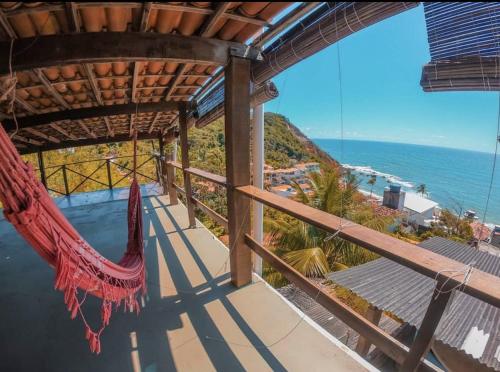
[355,305,383,357]
[33,69,71,109]
[24,127,60,143]
[2,102,179,131]
[37,149,47,188]
[166,158,178,205]
[139,2,153,32]
[13,134,43,146]
[20,132,159,154]
[0,85,38,114]
[148,112,161,134]
[184,167,227,187]
[165,64,189,101]
[236,185,500,309]
[401,286,453,371]
[78,121,97,139]
[103,117,114,137]
[49,123,77,140]
[178,102,196,227]
[199,2,232,37]
[0,32,261,75]
[224,56,252,287]
[131,62,141,103]
[83,64,104,105]
[64,2,80,32]
[191,196,228,230]
[129,114,134,136]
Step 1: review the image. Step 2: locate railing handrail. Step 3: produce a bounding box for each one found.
[236,185,500,309]
[184,167,227,186]
[34,153,157,170]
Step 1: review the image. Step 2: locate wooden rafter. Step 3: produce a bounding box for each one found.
[0,9,16,38]
[20,132,159,155]
[49,123,77,140]
[78,120,97,139]
[129,114,134,136]
[33,69,71,109]
[165,64,189,101]
[148,112,161,134]
[64,2,80,32]
[103,117,114,137]
[2,102,179,131]
[24,127,60,143]
[83,64,104,105]
[13,134,43,146]
[200,2,232,37]
[0,33,261,75]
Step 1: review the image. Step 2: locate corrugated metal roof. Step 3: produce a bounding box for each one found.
[327,236,500,370]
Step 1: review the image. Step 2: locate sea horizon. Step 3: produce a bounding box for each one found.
[311,137,498,156]
[312,138,500,226]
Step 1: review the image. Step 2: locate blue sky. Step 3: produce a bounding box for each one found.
[266,5,499,154]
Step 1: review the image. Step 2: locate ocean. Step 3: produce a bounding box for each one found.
[313,139,500,225]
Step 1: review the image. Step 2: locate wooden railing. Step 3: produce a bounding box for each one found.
[161,163,500,372]
[37,154,161,196]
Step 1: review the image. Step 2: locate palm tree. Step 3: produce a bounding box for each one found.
[367,175,377,198]
[265,170,393,283]
[417,183,427,197]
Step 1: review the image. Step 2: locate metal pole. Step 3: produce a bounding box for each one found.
[62,165,70,196]
[37,149,47,189]
[252,99,264,277]
[106,159,113,190]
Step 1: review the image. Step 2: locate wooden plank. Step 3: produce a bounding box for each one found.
[191,196,228,230]
[244,234,440,372]
[355,306,383,356]
[167,161,183,170]
[49,123,77,140]
[13,134,42,146]
[2,102,179,131]
[224,56,252,287]
[64,2,80,32]
[148,112,161,134]
[37,150,47,188]
[166,161,178,205]
[103,117,114,137]
[20,132,159,154]
[0,32,261,75]
[199,2,232,38]
[401,286,453,371]
[178,102,196,227]
[184,167,227,186]
[139,2,153,32]
[78,121,97,139]
[236,185,500,309]
[165,64,189,101]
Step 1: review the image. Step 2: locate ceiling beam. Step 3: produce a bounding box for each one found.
[103,117,114,137]
[78,121,97,139]
[165,64,189,101]
[13,134,43,146]
[83,64,104,105]
[0,32,262,75]
[148,112,161,134]
[64,2,80,32]
[199,2,232,38]
[49,123,77,140]
[20,131,159,155]
[24,127,60,143]
[2,101,179,131]
[33,69,72,109]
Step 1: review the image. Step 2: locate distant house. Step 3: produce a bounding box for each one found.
[264,162,320,186]
[491,225,500,248]
[382,185,439,229]
[270,184,296,198]
[403,192,439,228]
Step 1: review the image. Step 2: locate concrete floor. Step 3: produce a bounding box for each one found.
[0,194,372,372]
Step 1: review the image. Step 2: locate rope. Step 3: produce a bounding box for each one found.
[433,262,475,300]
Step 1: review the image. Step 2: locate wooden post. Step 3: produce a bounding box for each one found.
[62,165,70,196]
[106,159,113,190]
[166,160,178,205]
[400,283,453,371]
[158,136,166,191]
[37,149,47,189]
[355,305,383,356]
[178,102,196,228]
[225,56,252,287]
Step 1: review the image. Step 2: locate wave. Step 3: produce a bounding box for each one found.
[342,164,414,188]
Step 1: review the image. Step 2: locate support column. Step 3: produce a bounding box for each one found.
[225,56,252,287]
[251,99,264,277]
[178,102,196,228]
[355,305,383,356]
[400,284,453,371]
[37,149,47,189]
[158,135,167,193]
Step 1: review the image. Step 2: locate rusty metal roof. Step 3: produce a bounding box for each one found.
[327,236,500,370]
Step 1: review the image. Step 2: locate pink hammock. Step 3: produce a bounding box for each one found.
[0,124,146,353]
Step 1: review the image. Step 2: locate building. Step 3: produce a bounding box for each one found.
[264,162,320,186]
[491,225,500,248]
[382,185,439,229]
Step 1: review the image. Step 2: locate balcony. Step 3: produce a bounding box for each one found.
[0,192,371,371]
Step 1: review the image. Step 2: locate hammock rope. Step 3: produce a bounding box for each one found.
[0,124,146,353]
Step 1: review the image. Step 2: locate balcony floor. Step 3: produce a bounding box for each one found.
[0,194,372,372]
